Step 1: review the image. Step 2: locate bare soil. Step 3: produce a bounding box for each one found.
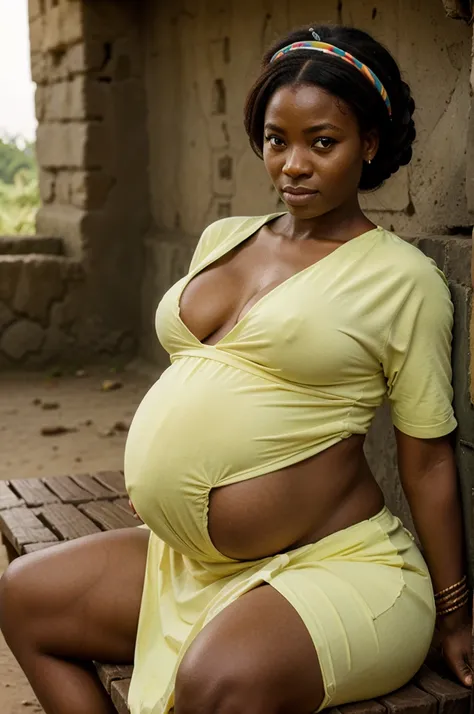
[0,364,157,713]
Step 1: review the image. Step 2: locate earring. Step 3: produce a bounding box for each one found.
[367,159,372,165]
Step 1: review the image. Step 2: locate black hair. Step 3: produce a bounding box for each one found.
[244,24,416,191]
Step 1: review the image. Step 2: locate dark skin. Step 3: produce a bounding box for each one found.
[0,83,470,714]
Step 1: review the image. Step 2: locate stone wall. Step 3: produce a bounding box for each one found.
[0,0,152,369]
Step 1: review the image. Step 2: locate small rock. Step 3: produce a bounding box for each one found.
[41,401,60,410]
[101,379,123,392]
[32,398,42,406]
[99,427,116,438]
[49,367,63,378]
[75,369,87,377]
[52,445,59,451]
[113,420,130,432]
[83,418,94,426]
[41,425,76,436]
[75,457,82,462]
[5,682,10,687]
[21,701,34,707]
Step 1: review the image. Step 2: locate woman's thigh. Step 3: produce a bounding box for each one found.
[175,583,325,714]
[0,526,150,663]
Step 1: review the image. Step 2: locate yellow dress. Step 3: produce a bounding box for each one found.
[124,214,456,714]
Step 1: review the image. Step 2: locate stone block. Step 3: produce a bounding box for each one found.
[470,300,474,403]
[12,256,68,325]
[0,301,14,331]
[28,0,44,21]
[35,204,85,258]
[66,40,104,76]
[455,441,474,578]
[29,15,45,54]
[0,235,63,256]
[68,76,106,119]
[0,319,45,361]
[70,171,114,209]
[445,237,472,287]
[44,81,68,120]
[30,52,47,84]
[55,171,71,204]
[417,236,448,272]
[450,282,474,439]
[35,85,46,121]
[43,2,83,52]
[36,122,106,169]
[0,258,23,303]
[38,168,56,203]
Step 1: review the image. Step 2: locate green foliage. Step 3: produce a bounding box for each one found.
[0,136,36,184]
[0,136,40,235]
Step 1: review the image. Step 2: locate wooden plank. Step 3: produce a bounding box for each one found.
[95,663,134,694]
[9,478,59,507]
[336,702,386,714]
[42,475,94,504]
[0,482,24,510]
[415,664,470,714]
[78,501,138,531]
[23,542,60,554]
[378,684,438,714]
[94,471,127,497]
[113,498,142,524]
[38,503,101,540]
[70,473,116,500]
[111,679,131,714]
[0,507,58,553]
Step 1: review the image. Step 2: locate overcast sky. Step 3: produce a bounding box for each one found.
[0,0,36,141]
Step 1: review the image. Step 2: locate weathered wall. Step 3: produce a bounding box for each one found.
[0,0,152,368]
[142,0,472,365]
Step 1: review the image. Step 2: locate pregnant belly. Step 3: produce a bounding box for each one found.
[124,357,371,561]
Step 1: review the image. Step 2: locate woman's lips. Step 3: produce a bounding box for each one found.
[282,190,319,206]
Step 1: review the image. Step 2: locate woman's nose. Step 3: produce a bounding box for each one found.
[282,148,312,178]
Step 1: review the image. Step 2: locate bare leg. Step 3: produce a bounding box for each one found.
[0,527,149,714]
[175,584,325,714]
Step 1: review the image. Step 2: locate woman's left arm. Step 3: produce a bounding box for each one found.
[395,428,472,687]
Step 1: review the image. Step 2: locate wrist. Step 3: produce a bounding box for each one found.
[436,602,470,635]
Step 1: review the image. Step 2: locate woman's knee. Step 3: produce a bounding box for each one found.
[0,555,37,642]
[175,648,268,714]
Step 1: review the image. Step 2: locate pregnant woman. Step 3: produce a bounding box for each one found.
[0,23,471,714]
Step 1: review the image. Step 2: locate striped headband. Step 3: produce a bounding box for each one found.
[270,40,392,118]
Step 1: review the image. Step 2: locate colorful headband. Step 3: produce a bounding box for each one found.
[270,39,392,117]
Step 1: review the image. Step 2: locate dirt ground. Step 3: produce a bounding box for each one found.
[0,364,157,714]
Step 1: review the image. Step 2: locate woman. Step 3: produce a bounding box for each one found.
[0,23,471,714]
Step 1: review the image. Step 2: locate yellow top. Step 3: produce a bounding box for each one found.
[124,213,456,564]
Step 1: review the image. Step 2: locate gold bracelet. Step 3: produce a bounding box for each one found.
[434,576,467,600]
[436,589,469,611]
[436,593,469,617]
[435,583,468,605]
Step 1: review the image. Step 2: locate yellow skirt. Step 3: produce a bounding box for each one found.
[128,507,435,714]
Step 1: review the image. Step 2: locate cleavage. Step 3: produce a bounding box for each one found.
[179,231,329,346]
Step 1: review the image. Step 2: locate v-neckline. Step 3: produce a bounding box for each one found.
[176,213,381,348]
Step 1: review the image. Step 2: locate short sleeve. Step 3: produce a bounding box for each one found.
[382,260,457,439]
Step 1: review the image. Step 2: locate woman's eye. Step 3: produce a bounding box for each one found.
[314,137,335,149]
[265,135,285,148]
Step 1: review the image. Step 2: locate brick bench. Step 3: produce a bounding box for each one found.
[0,473,471,714]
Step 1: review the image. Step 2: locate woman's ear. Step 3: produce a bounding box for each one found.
[362,129,379,163]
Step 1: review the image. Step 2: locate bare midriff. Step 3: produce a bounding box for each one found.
[179,216,385,561]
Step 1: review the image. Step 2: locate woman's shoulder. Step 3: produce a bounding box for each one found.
[374,225,448,287]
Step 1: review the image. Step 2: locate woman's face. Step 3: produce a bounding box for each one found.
[263,83,377,219]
